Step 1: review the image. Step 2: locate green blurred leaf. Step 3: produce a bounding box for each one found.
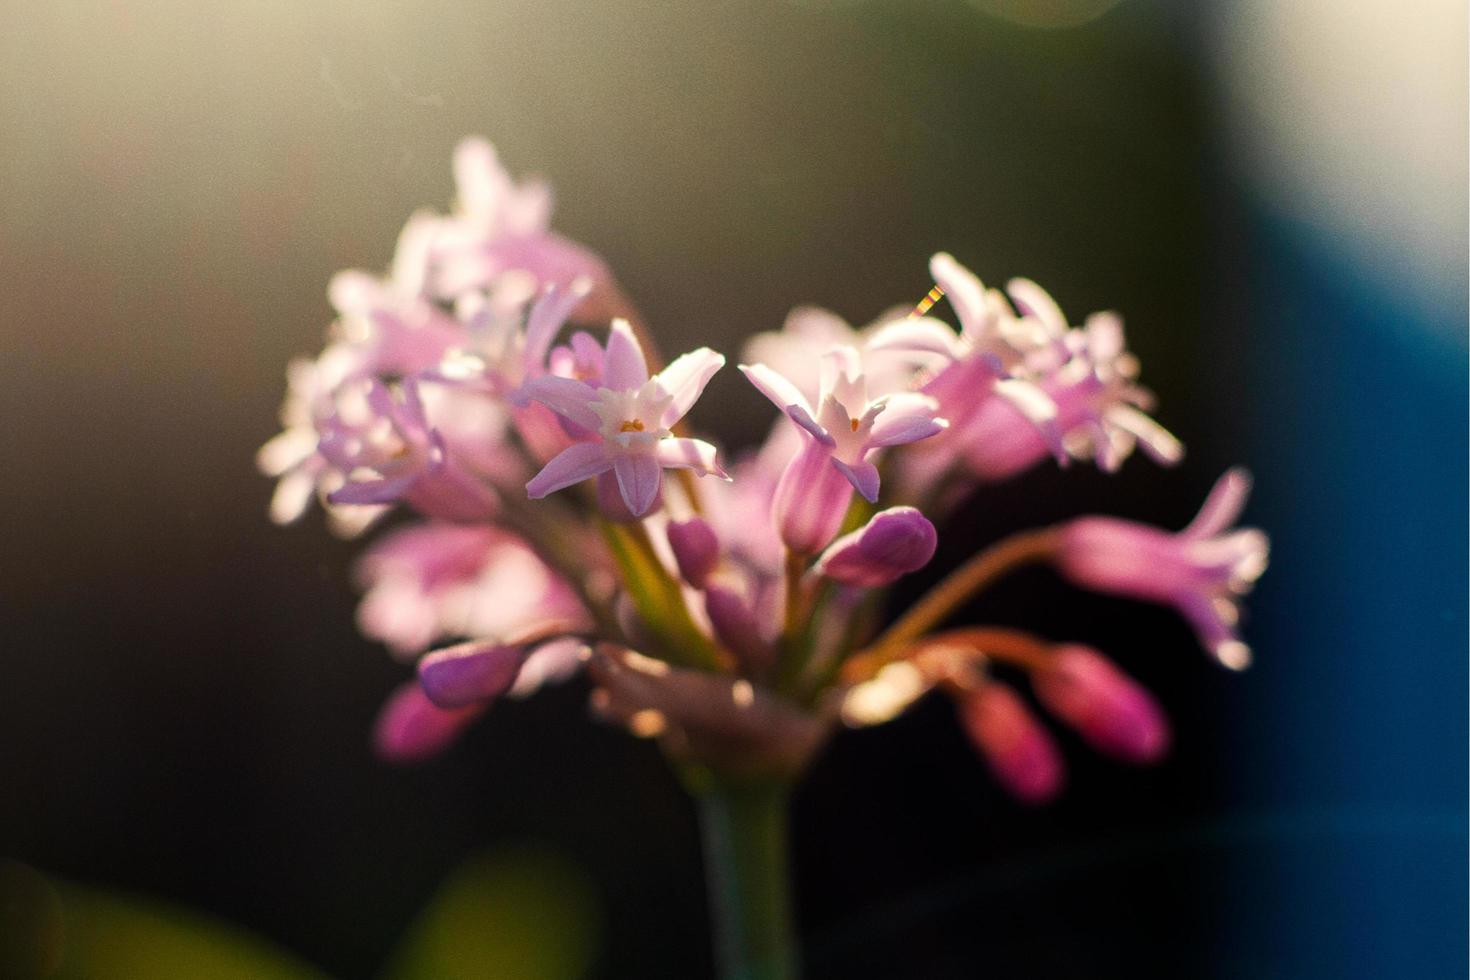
[381,846,601,980]
[0,861,329,980]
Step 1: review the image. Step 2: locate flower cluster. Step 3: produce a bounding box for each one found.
[262,138,1268,801]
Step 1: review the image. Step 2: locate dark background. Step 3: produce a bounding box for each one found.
[2,1,1465,977]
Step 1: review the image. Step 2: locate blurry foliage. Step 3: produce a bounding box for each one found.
[380,846,600,980]
[1,859,326,980]
[1,848,599,980]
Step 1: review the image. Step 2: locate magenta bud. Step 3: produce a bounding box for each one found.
[1033,645,1170,763]
[772,438,855,554]
[704,576,775,674]
[373,682,483,763]
[957,684,1064,804]
[417,640,527,709]
[815,506,938,587]
[667,517,721,589]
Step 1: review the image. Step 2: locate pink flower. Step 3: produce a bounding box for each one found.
[433,279,593,396]
[872,254,1179,481]
[354,522,587,658]
[1055,468,1269,669]
[429,137,613,310]
[741,346,946,552]
[322,377,500,522]
[519,321,728,516]
[1032,645,1170,763]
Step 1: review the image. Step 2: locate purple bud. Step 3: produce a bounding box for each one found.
[815,507,938,587]
[772,438,854,554]
[957,685,1064,804]
[417,640,527,709]
[1033,645,1170,763]
[666,517,721,589]
[373,682,483,763]
[704,576,775,674]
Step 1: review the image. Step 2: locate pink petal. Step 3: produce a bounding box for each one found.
[526,441,614,499]
[603,320,649,390]
[738,363,816,420]
[613,452,663,516]
[930,252,990,338]
[1006,277,1069,337]
[866,317,964,358]
[1181,468,1253,539]
[329,472,419,506]
[830,457,881,503]
[516,376,600,431]
[654,348,726,427]
[654,437,728,479]
[524,279,592,370]
[867,393,947,448]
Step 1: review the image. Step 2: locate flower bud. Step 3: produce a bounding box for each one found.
[815,506,937,587]
[666,516,721,589]
[957,684,1064,804]
[373,682,483,763]
[1033,646,1170,763]
[417,640,527,709]
[703,576,775,674]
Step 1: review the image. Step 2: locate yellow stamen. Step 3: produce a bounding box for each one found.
[910,284,945,318]
[619,419,645,432]
[849,417,860,432]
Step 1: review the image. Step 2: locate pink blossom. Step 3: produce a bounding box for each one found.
[321,377,500,522]
[429,137,613,311]
[1055,469,1269,668]
[520,321,728,517]
[354,522,587,658]
[741,346,946,552]
[873,253,1179,481]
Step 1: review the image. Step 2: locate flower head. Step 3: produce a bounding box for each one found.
[1056,468,1269,668]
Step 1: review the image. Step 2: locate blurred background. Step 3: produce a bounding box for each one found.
[1,1,1464,977]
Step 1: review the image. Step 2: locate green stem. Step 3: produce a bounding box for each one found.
[694,777,799,980]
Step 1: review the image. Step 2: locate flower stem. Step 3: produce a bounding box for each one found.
[694,776,800,980]
[849,526,1060,677]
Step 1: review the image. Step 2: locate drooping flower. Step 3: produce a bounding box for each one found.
[1055,468,1269,668]
[741,346,946,552]
[519,320,728,516]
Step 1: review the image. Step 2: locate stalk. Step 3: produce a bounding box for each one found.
[693,776,800,980]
